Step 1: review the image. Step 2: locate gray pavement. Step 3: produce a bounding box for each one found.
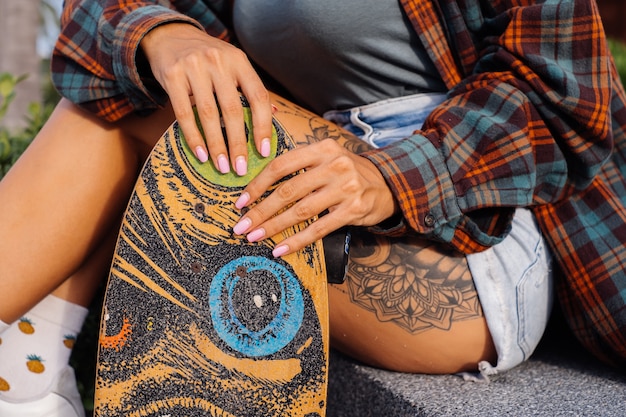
[327,312,626,417]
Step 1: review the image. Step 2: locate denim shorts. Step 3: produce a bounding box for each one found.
[324,93,554,374]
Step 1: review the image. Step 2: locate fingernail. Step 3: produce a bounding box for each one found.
[246,228,265,243]
[233,217,251,235]
[272,244,289,258]
[235,156,247,176]
[217,154,230,174]
[195,146,208,163]
[260,138,271,157]
[271,104,278,113]
[235,192,250,209]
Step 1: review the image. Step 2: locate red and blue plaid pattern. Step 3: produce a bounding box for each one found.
[51,0,626,367]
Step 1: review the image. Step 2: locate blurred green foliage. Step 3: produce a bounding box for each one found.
[609,38,626,88]
[0,72,55,177]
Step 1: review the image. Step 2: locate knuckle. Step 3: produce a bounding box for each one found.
[161,64,184,82]
[187,52,204,66]
[175,106,195,122]
[265,158,286,177]
[328,154,354,173]
[220,101,243,117]
[275,181,297,201]
[308,219,329,239]
[348,198,371,221]
[201,47,223,64]
[194,103,216,119]
[204,44,245,68]
[294,203,315,220]
[250,204,269,220]
[340,172,361,192]
[351,203,370,220]
[247,88,270,105]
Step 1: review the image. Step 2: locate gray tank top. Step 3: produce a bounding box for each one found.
[232,0,446,114]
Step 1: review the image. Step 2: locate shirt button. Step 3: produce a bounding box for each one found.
[424,213,436,227]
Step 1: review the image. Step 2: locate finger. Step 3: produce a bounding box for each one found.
[213,84,248,176]
[270,210,344,257]
[247,168,330,228]
[239,145,321,206]
[234,162,345,250]
[188,78,232,173]
[248,187,338,242]
[168,82,210,163]
[240,83,273,158]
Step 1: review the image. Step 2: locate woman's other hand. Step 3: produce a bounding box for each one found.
[233,139,399,257]
[141,23,273,175]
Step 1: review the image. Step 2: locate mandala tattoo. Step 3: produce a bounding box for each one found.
[344,230,483,334]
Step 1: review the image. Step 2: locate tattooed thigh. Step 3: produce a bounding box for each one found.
[345,229,482,333]
[328,229,495,374]
[267,92,496,372]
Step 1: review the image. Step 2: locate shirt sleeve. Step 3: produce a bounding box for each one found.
[364,0,615,254]
[51,0,231,122]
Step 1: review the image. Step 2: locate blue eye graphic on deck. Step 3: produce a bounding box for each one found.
[209,256,304,357]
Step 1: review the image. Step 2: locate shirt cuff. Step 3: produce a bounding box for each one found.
[363,133,514,250]
[362,133,461,241]
[111,5,206,114]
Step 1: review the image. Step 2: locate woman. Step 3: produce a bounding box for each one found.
[1,0,624,415]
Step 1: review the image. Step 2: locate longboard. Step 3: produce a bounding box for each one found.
[94,97,329,416]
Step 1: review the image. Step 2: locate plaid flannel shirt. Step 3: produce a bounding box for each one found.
[52,0,626,367]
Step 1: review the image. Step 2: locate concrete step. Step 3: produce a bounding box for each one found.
[326,314,626,417]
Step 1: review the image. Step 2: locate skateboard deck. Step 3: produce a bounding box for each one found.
[94,97,329,416]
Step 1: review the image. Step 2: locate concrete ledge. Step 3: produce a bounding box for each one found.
[327,314,626,417]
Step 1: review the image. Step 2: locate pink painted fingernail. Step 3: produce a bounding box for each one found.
[235,156,247,176]
[272,244,289,258]
[260,138,271,157]
[233,217,251,235]
[235,192,250,209]
[217,154,230,174]
[195,146,208,163]
[246,228,265,243]
[271,104,278,113]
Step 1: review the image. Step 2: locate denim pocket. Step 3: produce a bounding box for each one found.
[515,225,553,358]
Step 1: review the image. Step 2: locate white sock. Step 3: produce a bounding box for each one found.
[0,295,88,402]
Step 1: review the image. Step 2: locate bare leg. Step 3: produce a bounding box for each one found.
[0,99,174,323]
[0,91,494,374]
[50,226,120,308]
[270,93,497,374]
[329,232,495,374]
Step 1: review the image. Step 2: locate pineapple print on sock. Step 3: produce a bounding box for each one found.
[26,355,46,374]
[64,335,77,349]
[0,376,9,392]
[0,317,41,395]
[18,318,35,334]
[0,295,88,402]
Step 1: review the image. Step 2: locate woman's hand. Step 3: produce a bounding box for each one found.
[232,139,399,257]
[141,23,273,175]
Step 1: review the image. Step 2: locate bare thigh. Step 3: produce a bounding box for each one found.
[270,93,496,374]
[0,92,495,372]
[0,99,175,322]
